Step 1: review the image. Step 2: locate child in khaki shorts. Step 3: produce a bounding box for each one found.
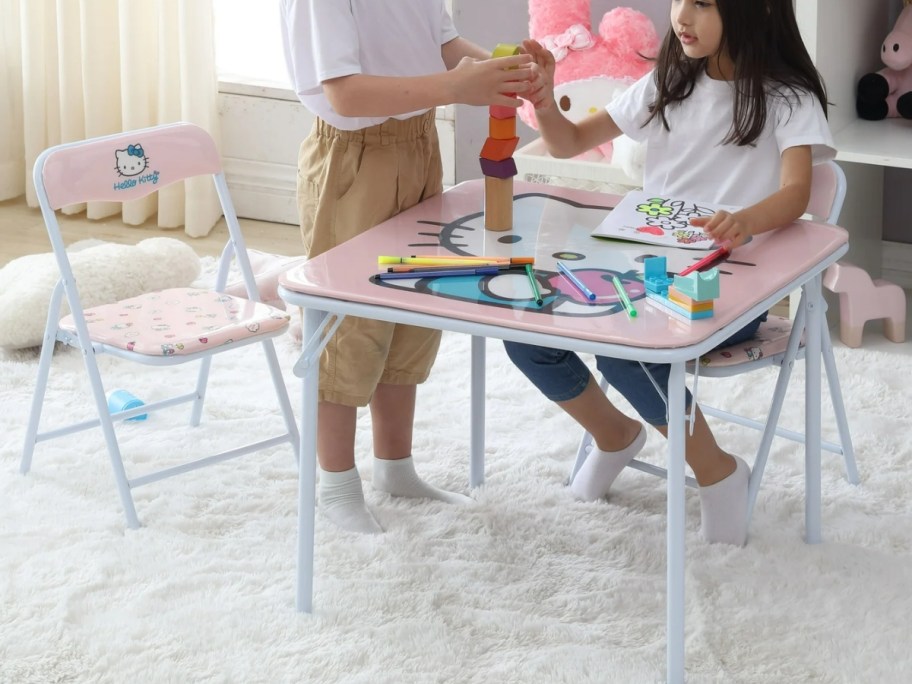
[298,112,444,408]
[281,0,533,533]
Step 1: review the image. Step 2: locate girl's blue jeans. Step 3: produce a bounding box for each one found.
[503,313,767,427]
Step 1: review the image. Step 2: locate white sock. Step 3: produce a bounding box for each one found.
[372,456,472,504]
[699,455,750,546]
[318,466,383,534]
[570,424,647,501]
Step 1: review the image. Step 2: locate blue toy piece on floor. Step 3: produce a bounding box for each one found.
[106,389,148,421]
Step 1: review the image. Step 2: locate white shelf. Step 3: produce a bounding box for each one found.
[513,137,641,191]
[834,118,912,169]
[796,0,902,281]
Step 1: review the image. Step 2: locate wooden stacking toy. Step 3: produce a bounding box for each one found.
[481,43,521,231]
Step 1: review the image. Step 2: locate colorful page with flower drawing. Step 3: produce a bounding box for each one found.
[591,190,740,250]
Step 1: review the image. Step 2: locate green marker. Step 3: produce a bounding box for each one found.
[525,263,543,306]
[612,275,637,318]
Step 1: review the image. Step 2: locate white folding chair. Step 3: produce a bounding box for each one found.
[20,122,300,528]
[571,160,859,524]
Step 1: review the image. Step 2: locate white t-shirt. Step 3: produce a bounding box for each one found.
[280,0,459,130]
[607,70,836,207]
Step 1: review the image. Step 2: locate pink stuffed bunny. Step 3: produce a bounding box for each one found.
[520,0,659,160]
[856,0,912,120]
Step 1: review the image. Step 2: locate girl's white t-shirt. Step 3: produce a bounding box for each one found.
[280,0,459,130]
[607,70,836,207]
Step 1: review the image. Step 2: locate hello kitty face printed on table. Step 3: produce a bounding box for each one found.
[373,193,653,319]
[370,192,753,319]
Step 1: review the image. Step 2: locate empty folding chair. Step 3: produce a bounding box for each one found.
[21,122,300,528]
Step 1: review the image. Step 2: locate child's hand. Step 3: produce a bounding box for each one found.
[450,53,534,108]
[520,39,556,112]
[690,211,753,249]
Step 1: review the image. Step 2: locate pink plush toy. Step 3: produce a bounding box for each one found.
[520,0,659,160]
[222,249,308,309]
[856,0,912,120]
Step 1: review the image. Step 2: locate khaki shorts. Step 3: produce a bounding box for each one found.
[296,110,443,406]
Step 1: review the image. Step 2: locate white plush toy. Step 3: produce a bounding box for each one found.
[0,237,200,350]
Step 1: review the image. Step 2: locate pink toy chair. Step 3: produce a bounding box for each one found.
[571,161,858,533]
[20,122,300,528]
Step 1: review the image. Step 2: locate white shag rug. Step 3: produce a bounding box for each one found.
[1,330,910,683]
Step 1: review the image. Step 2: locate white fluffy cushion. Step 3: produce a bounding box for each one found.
[0,237,200,350]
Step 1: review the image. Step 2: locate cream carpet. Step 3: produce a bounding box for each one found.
[1,328,910,683]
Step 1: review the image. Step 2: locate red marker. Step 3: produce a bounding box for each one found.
[678,246,730,276]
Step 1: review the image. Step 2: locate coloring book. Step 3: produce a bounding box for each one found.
[591,190,740,250]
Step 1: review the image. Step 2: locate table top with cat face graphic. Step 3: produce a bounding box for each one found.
[280,180,848,351]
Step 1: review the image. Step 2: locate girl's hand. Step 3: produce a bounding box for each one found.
[690,211,754,249]
[520,39,556,112]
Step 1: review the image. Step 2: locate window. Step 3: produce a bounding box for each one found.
[214,0,454,87]
[214,1,290,87]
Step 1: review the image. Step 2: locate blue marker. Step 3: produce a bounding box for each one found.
[556,261,596,301]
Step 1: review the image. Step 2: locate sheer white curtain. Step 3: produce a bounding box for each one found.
[0,0,222,237]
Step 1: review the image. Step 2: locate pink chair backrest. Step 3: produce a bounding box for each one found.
[37,122,221,210]
[805,160,846,224]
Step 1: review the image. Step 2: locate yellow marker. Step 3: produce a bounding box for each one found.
[410,254,534,265]
[379,256,508,267]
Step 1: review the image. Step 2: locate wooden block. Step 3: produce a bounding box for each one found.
[480,136,519,162]
[479,156,517,179]
[492,43,520,58]
[484,175,513,231]
[489,116,516,140]
[489,105,517,120]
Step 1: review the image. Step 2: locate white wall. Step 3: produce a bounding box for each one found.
[218,85,455,225]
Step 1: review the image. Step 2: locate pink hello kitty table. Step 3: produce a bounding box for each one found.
[279,180,849,683]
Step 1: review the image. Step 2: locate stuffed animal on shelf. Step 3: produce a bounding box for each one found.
[856,0,912,120]
[519,0,659,170]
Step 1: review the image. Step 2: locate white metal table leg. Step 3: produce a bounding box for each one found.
[666,361,686,683]
[804,276,823,544]
[469,335,486,488]
[296,307,326,613]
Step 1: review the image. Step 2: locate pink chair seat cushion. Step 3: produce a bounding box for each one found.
[699,315,798,368]
[59,287,290,356]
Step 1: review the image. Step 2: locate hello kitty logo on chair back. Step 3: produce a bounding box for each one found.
[39,123,220,208]
[520,0,660,159]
